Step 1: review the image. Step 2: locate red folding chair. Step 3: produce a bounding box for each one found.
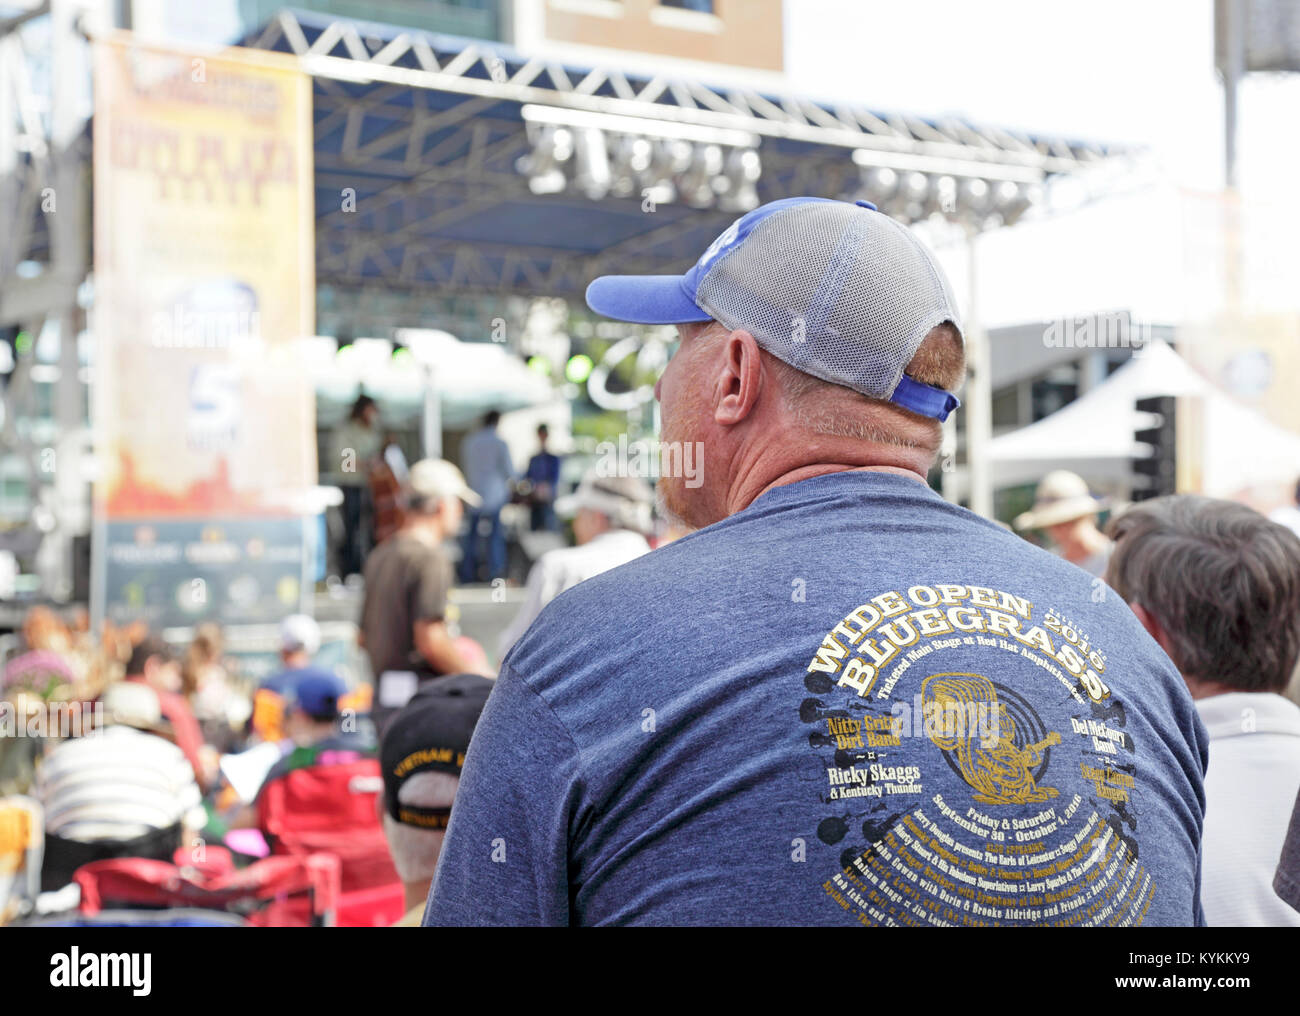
[72,850,341,927]
[257,757,404,927]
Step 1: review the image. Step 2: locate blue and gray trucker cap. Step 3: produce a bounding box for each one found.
[585,196,964,421]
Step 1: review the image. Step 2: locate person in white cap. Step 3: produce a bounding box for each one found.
[37,681,204,889]
[427,196,1206,928]
[360,459,481,730]
[496,470,653,657]
[1013,470,1114,578]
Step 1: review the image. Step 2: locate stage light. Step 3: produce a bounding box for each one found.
[609,134,655,198]
[680,144,724,207]
[516,125,574,195]
[859,166,898,204]
[960,177,990,214]
[932,175,958,216]
[514,106,765,211]
[994,180,1041,226]
[565,353,594,384]
[573,127,611,200]
[718,148,762,212]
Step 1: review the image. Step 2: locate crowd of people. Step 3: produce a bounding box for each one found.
[3,195,1300,926]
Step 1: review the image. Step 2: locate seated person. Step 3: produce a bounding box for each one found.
[245,672,375,813]
[124,635,210,790]
[251,615,332,745]
[36,681,204,890]
[379,673,493,926]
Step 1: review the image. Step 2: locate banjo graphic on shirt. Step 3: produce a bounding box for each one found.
[922,672,1062,806]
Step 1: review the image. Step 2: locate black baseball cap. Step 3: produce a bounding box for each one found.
[379,673,493,828]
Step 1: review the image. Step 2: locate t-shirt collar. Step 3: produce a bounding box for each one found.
[1195,691,1300,740]
[745,468,941,513]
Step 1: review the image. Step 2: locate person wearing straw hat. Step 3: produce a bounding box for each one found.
[1013,470,1115,578]
[496,470,653,657]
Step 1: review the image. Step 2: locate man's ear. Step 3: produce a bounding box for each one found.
[1130,603,1177,660]
[712,329,764,427]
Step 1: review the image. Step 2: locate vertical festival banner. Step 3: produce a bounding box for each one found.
[91,35,316,630]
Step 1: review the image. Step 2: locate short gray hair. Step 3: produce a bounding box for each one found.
[771,361,930,447]
[1105,495,1300,692]
[382,770,459,883]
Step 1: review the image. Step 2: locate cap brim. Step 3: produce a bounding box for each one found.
[457,485,483,508]
[553,493,579,519]
[585,275,713,325]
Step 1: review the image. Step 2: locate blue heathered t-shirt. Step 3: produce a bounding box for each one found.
[426,471,1209,926]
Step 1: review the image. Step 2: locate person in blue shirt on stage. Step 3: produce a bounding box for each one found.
[458,410,516,583]
[524,424,562,532]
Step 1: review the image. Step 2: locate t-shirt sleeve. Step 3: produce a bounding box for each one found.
[423,664,583,926]
[411,551,451,623]
[1274,786,1300,915]
[496,559,550,659]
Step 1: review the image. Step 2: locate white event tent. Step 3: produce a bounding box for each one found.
[988,339,1300,499]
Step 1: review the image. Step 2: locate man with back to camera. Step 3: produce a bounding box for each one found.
[1105,496,1300,925]
[378,672,493,926]
[360,459,481,732]
[425,196,1208,926]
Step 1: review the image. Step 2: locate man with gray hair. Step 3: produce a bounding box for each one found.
[427,196,1207,926]
[496,469,653,657]
[1106,495,1300,926]
[378,673,492,926]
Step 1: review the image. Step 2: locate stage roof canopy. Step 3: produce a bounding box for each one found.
[244,8,1132,303]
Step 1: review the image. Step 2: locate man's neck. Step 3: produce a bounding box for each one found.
[404,879,432,914]
[1185,676,1253,700]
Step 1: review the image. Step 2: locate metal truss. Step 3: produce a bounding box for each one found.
[252,10,1117,173]
[250,9,1132,303]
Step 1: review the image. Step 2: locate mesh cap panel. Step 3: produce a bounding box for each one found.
[694,201,963,401]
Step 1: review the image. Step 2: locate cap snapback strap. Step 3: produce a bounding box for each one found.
[891,375,961,422]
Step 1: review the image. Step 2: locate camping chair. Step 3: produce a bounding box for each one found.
[70,848,340,927]
[257,756,404,927]
[0,796,42,925]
